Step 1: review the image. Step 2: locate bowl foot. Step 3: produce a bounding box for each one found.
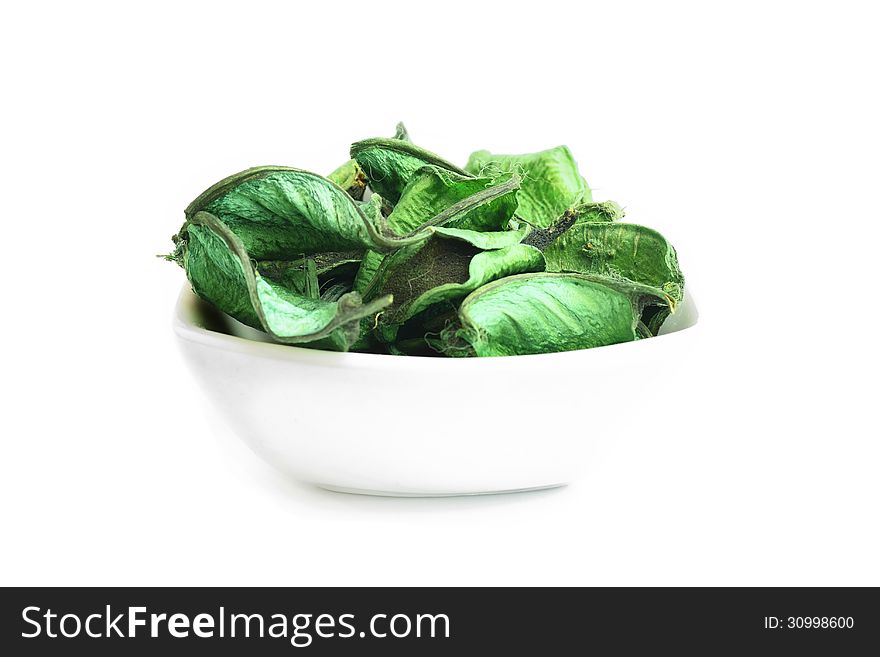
[314,483,567,498]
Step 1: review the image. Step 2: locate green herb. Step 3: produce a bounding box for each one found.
[328,123,411,201]
[352,165,519,294]
[543,221,684,334]
[351,138,472,203]
[370,226,544,345]
[465,145,591,228]
[166,124,687,355]
[441,273,643,357]
[175,212,392,351]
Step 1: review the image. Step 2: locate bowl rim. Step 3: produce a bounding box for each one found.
[173,285,699,368]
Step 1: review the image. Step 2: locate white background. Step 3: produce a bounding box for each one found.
[2,1,878,586]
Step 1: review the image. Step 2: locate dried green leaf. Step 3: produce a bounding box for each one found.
[178,211,392,351]
[352,251,384,296]
[446,273,642,357]
[354,174,522,296]
[328,122,412,201]
[184,166,449,259]
[371,228,544,344]
[542,221,684,332]
[465,146,591,228]
[404,243,544,322]
[350,137,472,203]
[429,223,529,249]
[389,166,519,234]
[353,167,520,294]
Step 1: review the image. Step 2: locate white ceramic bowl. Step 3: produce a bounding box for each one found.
[174,286,699,496]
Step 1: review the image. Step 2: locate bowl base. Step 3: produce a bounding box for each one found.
[314,483,567,498]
